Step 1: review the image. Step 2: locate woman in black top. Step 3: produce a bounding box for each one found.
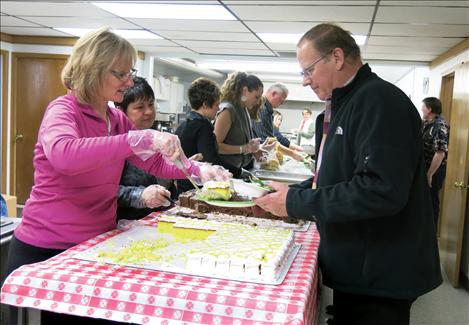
[175,78,241,194]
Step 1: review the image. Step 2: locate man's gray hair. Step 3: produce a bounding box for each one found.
[268,83,289,96]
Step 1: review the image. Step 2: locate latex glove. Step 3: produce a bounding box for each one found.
[240,138,261,154]
[260,138,277,152]
[253,181,289,217]
[138,184,172,208]
[193,162,232,183]
[128,129,182,162]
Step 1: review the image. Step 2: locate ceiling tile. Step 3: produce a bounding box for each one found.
[0,15,40,27]
[246,21,370,34]
[0,26,70,36]
[224,1,375,4]
[363,52,437,62]
[372,23,469,37]
[228,4,375,22]
[381,1,469,6]
[137,46,195,55]
[129,18,248,32]
[368,36,465,48]
[22,16,138,29]
[375,6,469,24]
[156,31,258,42]
[192,48,274,56]
[0,1,114,17]
[365,45,448,56]
[177,40,268,50]
[129,39,177,47]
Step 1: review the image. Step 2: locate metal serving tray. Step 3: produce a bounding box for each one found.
[251,170,311,184]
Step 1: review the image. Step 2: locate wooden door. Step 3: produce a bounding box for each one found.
[11,53,68,204]
[1,50,9,193]
[439,61,469,287]
[440,73,454,123]
[437,73,454,233]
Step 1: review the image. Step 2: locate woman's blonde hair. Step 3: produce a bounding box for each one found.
[220,71,263,109]
[61,27,137,104]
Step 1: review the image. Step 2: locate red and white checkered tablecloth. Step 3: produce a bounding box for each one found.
[1,213,320,324]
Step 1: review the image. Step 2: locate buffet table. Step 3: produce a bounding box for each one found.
[1,213,320,324]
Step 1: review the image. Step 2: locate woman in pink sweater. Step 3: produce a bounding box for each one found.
[5,27,229,324]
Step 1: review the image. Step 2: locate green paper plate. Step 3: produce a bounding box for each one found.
[204,200,255,208]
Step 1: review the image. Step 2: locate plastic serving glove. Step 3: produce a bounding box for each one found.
[260,138,277,152]
[193,162,232,183]
[138,184,172,208]
[128,129,183,161]
[240,138,261,154]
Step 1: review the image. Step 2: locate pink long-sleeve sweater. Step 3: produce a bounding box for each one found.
[15,93,192,249]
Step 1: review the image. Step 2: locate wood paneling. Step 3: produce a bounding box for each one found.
[430,38,469,69]
[439,61,469,287]
[1,32,77,46]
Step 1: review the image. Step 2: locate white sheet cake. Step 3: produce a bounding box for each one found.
[157,215,296,282]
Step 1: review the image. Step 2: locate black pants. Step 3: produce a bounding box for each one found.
[5,235,129,325]
[430,164,446,230]
[330,290,415,325]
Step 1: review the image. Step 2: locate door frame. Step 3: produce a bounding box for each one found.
[9,52,69,195]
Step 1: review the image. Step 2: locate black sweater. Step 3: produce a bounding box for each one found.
[287,64,442,299]
[175,111,241,194]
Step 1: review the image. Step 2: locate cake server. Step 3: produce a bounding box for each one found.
[174,159,200,191]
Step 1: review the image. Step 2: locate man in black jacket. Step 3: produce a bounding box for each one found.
[254,23,442,325]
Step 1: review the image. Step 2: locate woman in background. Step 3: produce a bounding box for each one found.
[214,71,264,170]
[115,76,177,220]
[5,27,229,324]
[176,77,248,194]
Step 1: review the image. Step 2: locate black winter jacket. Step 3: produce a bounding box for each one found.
[287,64,442,299]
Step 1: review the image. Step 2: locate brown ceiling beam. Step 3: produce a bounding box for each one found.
[1,32,77,46]
[1,32,146,60]
[430,38,469,69]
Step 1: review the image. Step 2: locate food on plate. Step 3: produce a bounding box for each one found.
[179,189,284,220]
[197,181,233,201]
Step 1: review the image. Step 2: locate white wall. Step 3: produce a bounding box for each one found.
[394,66,431,113]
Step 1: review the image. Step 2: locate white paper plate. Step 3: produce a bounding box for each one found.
[204,199,255,208]
[231,179,268,198]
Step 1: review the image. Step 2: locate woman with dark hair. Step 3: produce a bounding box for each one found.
[175,77,244,194]
[115,76,177,220]
[214,71,264,170]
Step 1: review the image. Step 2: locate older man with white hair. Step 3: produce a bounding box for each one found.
[252,83,304,159]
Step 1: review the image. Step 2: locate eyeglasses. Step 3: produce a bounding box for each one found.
[300,50,332,78]
[110,68,137,81]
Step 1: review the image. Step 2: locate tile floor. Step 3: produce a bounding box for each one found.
[317,270,469,325]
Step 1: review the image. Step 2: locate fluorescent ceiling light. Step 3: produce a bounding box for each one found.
[256,74,303,83]
[93,2,236,20]
[55,28,161,39]
[198,60,302,74]
[257,33,367,45]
